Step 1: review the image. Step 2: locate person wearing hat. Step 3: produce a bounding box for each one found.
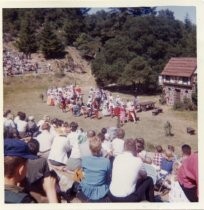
[4,138,58,203]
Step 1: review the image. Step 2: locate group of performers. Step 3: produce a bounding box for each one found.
[46,85,139,125]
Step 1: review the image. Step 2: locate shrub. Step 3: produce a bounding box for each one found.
[183,96,197,111]
[173,97,197,111]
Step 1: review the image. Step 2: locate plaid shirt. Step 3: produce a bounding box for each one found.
[153,153,163,167]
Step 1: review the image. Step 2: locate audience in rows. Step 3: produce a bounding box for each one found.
[3,109,198,203]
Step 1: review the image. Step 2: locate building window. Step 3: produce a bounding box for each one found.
[185,90,188,93]
[166,76,170,81]
[168,88,171,91]
[183,77,188,83]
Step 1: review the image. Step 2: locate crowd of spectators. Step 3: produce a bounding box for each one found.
[4,109,198,203]
[3,47,39,76]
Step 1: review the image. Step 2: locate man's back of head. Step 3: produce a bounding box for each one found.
[116,128,125,139]
[124,138,136,155]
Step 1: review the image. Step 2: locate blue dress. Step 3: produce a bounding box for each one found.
[160,157,174,173]
[79,155,111,200]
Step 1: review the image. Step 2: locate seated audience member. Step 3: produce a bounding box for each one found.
[49,118,61,138]
[26,139,57,202]
[111,128,125,157]
[177,153,198,202]
[35,122,54,158]
[4,113,16,131]
[180,144,191,162]
[26,116,38,137]
[3,109,11,121]
[79,130,95,158]
[102,132,112,158]
[168,161,189,202]
[167,145,177,160]
[136,138,152,164]
[109,138,154,202]
[48,127,71,167]
[14,111,22,125]
[66,122,81,171]
[4,138,58,203]
[160,149,174,174]
[4,127,19,139]
[37,115,50,131]
[15,112,28,138]
[101,128,107,135]
[77,136,111,202]
[152,145,164,168]
[27,139,50,183]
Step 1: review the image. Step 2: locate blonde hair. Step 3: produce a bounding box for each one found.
[89,137,102,156]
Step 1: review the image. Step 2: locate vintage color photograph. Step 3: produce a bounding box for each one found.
[2,2,200,208]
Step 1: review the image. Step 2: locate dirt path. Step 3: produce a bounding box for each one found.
[66,46,96,88]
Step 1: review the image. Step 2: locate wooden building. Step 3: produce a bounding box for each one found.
[159,57,197,105]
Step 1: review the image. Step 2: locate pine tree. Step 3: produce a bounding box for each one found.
[16,13,37,58]
[40,21,65,59]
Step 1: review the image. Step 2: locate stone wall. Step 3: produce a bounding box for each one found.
[164,85,193,105]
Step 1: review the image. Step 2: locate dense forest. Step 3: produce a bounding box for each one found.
[3,8,196,93]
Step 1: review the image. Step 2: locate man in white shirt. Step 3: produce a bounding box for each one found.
[4,113,16,130]
[36,122,54,158]
[15,112,28,138]
[109,138,154,202]
[48,127,71,166]
[66,122,81,171]
[111,128,125,157]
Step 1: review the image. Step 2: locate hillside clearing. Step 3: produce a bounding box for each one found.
[4,74,197,155]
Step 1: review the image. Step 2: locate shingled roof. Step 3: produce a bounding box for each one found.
[161,57,197,77]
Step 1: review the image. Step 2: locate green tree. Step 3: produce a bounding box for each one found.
[16,12,37,58]
[62,9,88,45]
[74,33,101,59]
[120,56,151,86]
[40,22,65,59]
